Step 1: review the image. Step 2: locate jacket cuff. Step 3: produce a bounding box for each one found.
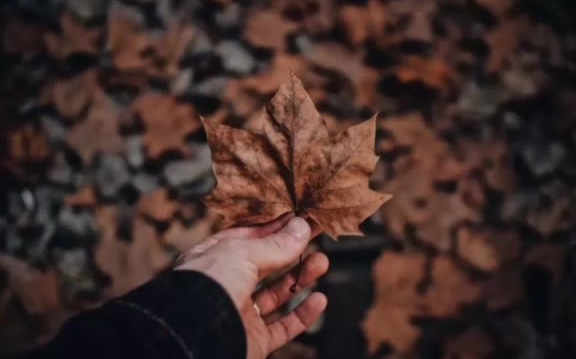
[111,270,246,359]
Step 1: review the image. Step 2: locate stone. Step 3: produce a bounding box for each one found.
[123,135,145,168]
[65,0,109,21]
[216,41,256,74]
[93,154,130,200]
[215,3,242,30]
[163,144,212,187]
[57,206,98,238]
[521,141,565,177]
[41,115,67,145]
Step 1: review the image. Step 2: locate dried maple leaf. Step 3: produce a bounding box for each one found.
[137,188,177,223]
[94,206,171,297]
[130,94,200,159]
[44,11,102,59]
[41,70,102,121]
[107,8,193,78]
[66,98,123,163]
[203,74,391,239]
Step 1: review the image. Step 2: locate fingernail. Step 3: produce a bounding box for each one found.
[284,217,310,239]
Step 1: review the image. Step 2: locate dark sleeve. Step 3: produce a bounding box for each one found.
[25,271,246,359]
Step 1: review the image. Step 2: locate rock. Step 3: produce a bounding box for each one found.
[191,76,228,97]
[287,32,313,55]
[41,115,67,145]
[57,206,98,239]
[163,145,212,187]
[52,247,103,302]
[123,135,145,168]
[171,68,194,95]
[215,3,242,30]
[188,30,213,54]
[456,82,506,120]
[132,172,159,194]
[48,153,80,187]
[65,0,109,21]
[93,154,130,200]
[521,141,565,176]
[216,41,256,74]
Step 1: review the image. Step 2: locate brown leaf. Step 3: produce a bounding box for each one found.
[362,252,426,353]
[363,252,482,354]
[41,70,102,120]
[5,124,52,165]
[44,11,102,59]
[455,226,521,272]
[362,303,421,354]
[94,207,171,297]
[243,10,298,50]
[394,56,455,92]
[107,9,193,78]
[203,73,391,239]
[137,188,177,222]
[66,98,123,163]
[130,94,201,159]
[376,113,478,251]
[0,255,62,316]
[443,328,494,359]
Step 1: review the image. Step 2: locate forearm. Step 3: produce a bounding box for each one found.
[25,271,246,359]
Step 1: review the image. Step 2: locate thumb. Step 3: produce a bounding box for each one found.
[245,217,311,277]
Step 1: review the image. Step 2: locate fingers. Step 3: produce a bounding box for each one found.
[244,217,312,277]
[266,292,327,352]
[253,252,329,317]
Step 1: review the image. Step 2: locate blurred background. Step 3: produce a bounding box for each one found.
[1,0,576,358]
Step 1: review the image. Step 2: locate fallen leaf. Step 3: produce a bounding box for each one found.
[137,188,178,222]
[443,328,494,359]
[5,124,52,165]
[376,113,477,251]
[424,256,481,316]
[455,226,521,272]
[362,252,426,353]
[363,252,482,354]
[94,207,171,297]
[42,70,102,121]
[362,303,421,354]
[337,1,388,46]
[66,98,123,163]
[243,10,298,50]
[394,56,455,91]
[107,8,193,78]
[130,94,201,159]
[203,73,391,239]
[44,11,102,58]
[0,255,61,316]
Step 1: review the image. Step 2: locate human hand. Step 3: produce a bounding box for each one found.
[175,214,328,359]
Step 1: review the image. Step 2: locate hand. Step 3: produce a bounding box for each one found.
[175,214,329,359]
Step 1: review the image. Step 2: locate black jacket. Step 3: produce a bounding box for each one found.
[26,271,246,359]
